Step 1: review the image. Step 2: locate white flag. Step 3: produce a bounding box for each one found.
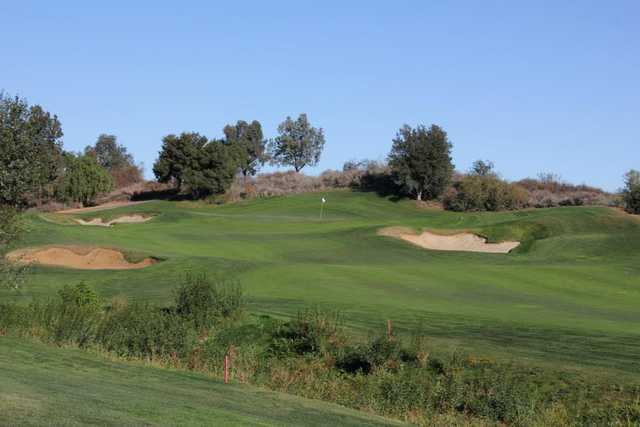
[321,197,326,203]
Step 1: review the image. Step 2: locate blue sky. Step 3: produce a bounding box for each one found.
[1,1,638,191]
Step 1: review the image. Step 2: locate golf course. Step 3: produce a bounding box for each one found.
[4,190,640,377]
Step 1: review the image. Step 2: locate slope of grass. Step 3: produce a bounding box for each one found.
[4,190,640,375]
[0,336,402,426]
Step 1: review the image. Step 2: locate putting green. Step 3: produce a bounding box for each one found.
[4,190,640,376]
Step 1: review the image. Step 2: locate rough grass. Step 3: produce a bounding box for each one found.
[4,190,640,377]
[0,336,402,426]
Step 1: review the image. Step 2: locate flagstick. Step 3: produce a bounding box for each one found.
[320,200,324,220]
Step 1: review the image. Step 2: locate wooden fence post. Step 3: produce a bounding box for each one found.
[224,355,229,384]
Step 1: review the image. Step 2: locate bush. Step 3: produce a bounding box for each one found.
[444,175,528,212]
[52,283,102,346]
[110,164,144,188]
[516,174,613,208]
[268,309,341,357]
[173,273,243,330]
[98,301,195,359]
[58,154,114,206]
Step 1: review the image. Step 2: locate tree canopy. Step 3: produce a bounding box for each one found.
[388,124,454,201]
[84,134,142,188]
[223,120,266,176]
[153,132,240,198]
[268,114,325,172]
[153,133,208,191]
[0,93,64,208]
[85,134,134,171]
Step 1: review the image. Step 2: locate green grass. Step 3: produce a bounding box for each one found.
[0,336,402,426]
[4,190,640,376]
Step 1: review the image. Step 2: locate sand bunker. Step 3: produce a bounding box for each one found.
[379,227,520,254]
[74,215,154,227]
[6,247,157,270]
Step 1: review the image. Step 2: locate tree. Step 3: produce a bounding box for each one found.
[85,134,133,171]
[153,133,208,191]
[223,120,266,176]
[0,205,26,290]
[59,154,114,206]
[623,170,640,214]
[0,93,64,208]
[388,124,454,201]
[268,114,325,172]
[470,160,495,177]
[182,140,239,198]
[85,134,142,188]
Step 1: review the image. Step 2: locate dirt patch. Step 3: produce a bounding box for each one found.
[6,246,157,270]
[74,215,154,227]
[379,227,520,254]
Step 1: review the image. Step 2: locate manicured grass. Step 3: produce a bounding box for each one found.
[0,336,402,426]
[4,190,640,375]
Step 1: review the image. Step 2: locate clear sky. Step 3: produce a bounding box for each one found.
[1,1,638,191]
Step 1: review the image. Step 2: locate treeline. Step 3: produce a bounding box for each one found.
[152,113,324,198]
[0,93,142,209]
[2,91,638,214]
[1,279,638,426]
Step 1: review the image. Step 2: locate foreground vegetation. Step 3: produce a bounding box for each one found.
[2,279,638,426]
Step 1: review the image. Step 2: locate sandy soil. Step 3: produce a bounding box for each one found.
[74,215,154,227]
[6,246,157,270]
[379,227,520,254]
[58,200,151,214]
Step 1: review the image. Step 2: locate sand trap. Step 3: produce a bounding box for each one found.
[6,247,157,270]
[379,227,520,254]
[74,215,154,227]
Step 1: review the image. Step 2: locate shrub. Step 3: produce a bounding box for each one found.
[173,273,243,330]
[110,164,144,188]
[58,154,114,206]
[516,174,613,208]
[268,309,341,357]
[97,301,195,359]
[444,175,528,212]
[52,283,102,346]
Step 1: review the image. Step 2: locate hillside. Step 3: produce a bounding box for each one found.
[4,190,640,375]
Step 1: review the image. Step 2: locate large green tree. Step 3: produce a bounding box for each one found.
[85,134,142,188]
[182,140,239,198]
[268,114,325,172]
[85,134,134,171]
[153,133,208,191]
[623,170,640,214]
[388,124,454,201]
[223,120,266,177]
[59,154,114,206]
[0,93,64,208]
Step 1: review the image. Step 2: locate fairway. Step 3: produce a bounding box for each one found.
[4,190,640,375]
[0,336,402,426]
